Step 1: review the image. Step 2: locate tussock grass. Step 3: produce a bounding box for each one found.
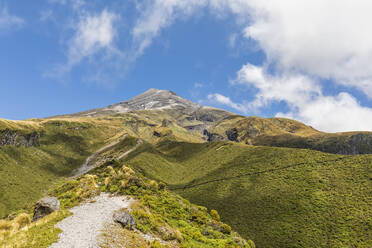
[0,210,71,247]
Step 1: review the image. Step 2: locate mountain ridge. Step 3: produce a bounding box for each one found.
[52,88,372,155]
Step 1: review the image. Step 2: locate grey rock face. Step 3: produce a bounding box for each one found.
[347,133,372,154]
[32,197,60,221]
[0,129,40,147]
[317,133,372,155]
[113,210,136,229]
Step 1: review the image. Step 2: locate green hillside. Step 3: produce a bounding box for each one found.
[0,118,125,218]
[1,163,253,247]
[119,140,372,248]
[206,116,372,155]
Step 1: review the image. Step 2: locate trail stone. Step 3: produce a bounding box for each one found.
[32,197,60,221]
[113,210,136,229]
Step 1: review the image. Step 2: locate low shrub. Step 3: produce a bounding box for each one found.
[14,213,31,229]
[210,209,220,222]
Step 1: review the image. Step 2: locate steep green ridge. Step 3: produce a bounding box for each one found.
[0,118,124,218]
[120,140,372,248]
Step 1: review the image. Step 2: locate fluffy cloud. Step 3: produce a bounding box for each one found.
[47,9,119,79]
[0,6,24,31]
[213,64,372,132]
[68,9,118,66]
[278,93,372,133]
[241,0,372,98]
[132,0,207,56]
[234,64,321,109]
[208,93,249,114]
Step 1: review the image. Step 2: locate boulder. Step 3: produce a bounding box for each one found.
[113,210,136,229]
[226,128,239,142]
[32,197,60,221]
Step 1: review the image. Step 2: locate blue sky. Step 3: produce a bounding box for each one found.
[1,0,372,132]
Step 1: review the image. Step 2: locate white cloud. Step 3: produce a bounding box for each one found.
[47,9,119,78]
[278,93,372,133]
[239,0,372,98]
[0,6,24,31]
[208,93,249,114]
[233,64,322,109]
[215,64,372,132]
[132,0,207,56]
[68,9,118,65]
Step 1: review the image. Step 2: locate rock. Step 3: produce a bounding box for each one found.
[32,197,60,221]
[203,130,225,142]
[197,113,217,122]
[226,128,239,142]
[0,129,41,147]
[113,210,136,229]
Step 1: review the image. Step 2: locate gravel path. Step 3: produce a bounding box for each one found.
[117,139,143,160]
[49,193,134,248]
[72,134,127,178]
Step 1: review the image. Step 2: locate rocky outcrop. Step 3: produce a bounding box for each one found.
[226,128,239,142]
[347,133,372,154]
[316,133,372,155]
[113,210,136,229]
[0,129,41,147]
[32,197,60,221]
[203,130,225,142]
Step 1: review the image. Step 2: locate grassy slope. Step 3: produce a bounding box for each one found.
[210,116,372,155]
[0,110,208,219]
[1,163,253,248]
[121,140,372,248]
[0,118,125,218]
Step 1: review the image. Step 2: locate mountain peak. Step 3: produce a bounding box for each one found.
[77,88,201,116]
[133,88,178,99]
